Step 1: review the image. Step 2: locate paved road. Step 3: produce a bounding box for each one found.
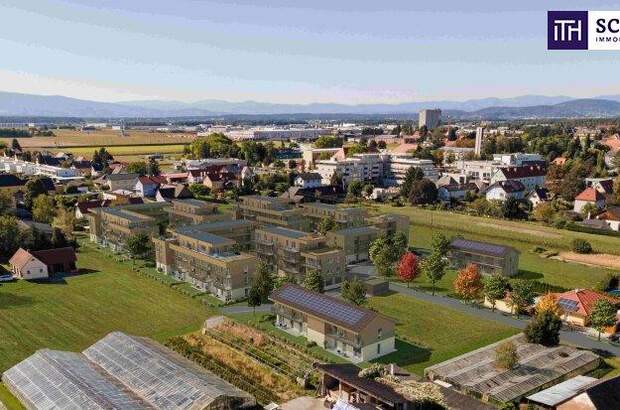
[388,282,620,357]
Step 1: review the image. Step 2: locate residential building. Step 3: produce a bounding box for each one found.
[526,187,549,208]
[419,109,441,129]
[449,238,520,276]
[75,199,110,219]
[326,226,381,264]
[95,173,140,191]
[294,172,323,188]
[0,155,83,182]
[485,180,526,202]
[153,222,257,301]
[490,165,546,191]
[86,203,165,251]
[0,173,24,207]
[545,375,620,409]
[300,202,367,228]
[271,284,396,362]
[2,332,256,409]
[280,185,343,204]
[438,184,469,203]
[525,375,598,409]
[238,195,303,228]
[585,177,614,196]
[368,213,410,241]
[596,206,620,231]
[134,175,164,197]
[551,289,620,335]
[574,187,606,214]
[155,183,193,202]
[9,247,77,279]
[255,225,345,285]
[166,198,228,226]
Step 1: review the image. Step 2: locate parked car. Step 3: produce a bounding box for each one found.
[0,274,14,282]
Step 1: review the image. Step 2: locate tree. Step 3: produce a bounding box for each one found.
[495,341,518,370]
[127,161,148,175]
[52,205,76,239]
[51,227,69,248]
[397,252,419,287]
[314,135,343,148]
[126,232,153,260]
[430,232,451,255]
[317,216,336,235]
[32,194,56,223]
[11,138,21,151]
[253,261,275,303]
[532,202,556,224]
[369,232,408,277]
[247,285,262,316]
[23,177,49,209]
[0,215,21,255]
[188,183,210,198]
[400,167,425,198]
[524,311,562,346]
[409,178,438,205]
[341,278,367,306]
[347,180,364,197]
[502,197,524,219]
[330,171,343,188]
[536,293,564,317]
[304,269,324,293]
[422,251,447,296]
[0,190,13,215]
[484,274,509,311]
[589,299,617,341]
[147,157,161,176]
[509,279,535,317]
[453,264,483,303]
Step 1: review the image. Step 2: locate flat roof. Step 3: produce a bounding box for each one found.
[102,207,152,223]
[527,375,597,406]
[195,219,253,231]
[172,198,216,207]
[260,225,311,240]
[175,226,235,245]
[450,238,515,257]
[331,226,380,236]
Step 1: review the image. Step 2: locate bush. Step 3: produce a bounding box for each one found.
[524,311,562,347]
[305,341,317,348]
[572,238,593,254]
[495,341,518,370]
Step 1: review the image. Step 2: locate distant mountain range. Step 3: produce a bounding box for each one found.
[2,91,620,119]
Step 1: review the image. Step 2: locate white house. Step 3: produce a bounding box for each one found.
[573,187,606,214]
[294,172,323,189]
[526,187,549,209]
[490,165,546,192]
[485,180,525,202]
[596,206,620,231]
[8,248,48,280]
[437,184,467,203]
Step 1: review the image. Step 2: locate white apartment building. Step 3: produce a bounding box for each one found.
[0,156,82,181]
[315,153,438,186]
[451,153,545,183]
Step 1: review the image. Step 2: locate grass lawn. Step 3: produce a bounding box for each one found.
[0,243,213,373]
[372,205,615,291]
[0,383,24,410]
[367,293,519,375]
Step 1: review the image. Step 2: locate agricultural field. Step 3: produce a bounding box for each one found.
[0,241,212,373]
[372,204,616,291]
[49,144,187,158]
[367,293,519,375]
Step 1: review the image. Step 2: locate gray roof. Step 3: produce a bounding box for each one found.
[331,226,380,236]
[102,207,151,223]
[261,225,309,239]
[175,226,234,245]
[2,332,255,409]
[106,173,139,181]
[450,238,515,257]
[195,219,253,231]
[172,198,212,207]
[527,375,596,406]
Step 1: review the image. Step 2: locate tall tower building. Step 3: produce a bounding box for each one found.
[418,109,442,129]
[474,126,485,156]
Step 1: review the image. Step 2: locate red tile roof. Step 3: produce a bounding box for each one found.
[9,248,37,271]
[551,289,620,316]
[575,187,605,202]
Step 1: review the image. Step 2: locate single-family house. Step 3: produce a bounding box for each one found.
[437,184,467,202]
[294,172,323,189]
[491,165,546,191]
[551,289,620,335]
[485,180,526,202]
[96,173,140,191]
[9,247,77,279]
[596,206,620,231]
[271,284,396,362]
[574,187,606,214]
[155,184,193,202]
[0,174,25,207]
[134,175,164,197]
[526,187,549,208]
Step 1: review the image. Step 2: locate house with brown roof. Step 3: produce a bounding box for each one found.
[134,175,165,197]
[9,247,77,279]
[596,205,620,231]
[485,180,526,202]
[491,164,546,191]
[270,284,396,362]
[574,187,606,214]
[550,289,620,335]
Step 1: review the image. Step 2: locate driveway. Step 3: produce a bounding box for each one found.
[389,282,620,357]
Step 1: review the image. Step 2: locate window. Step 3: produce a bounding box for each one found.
[377,343,381,354]
[378,328,382,339]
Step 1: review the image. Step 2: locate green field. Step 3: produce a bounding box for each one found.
[49,143,187,158]
[373,205,615,290]
[368,293,519,375]
[0,243,211,373]
[0,383,24,410]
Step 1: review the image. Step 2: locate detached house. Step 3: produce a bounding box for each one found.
[134,175,164,197]
[485,180,526,202]
[574,187,606,214]
[526,187,549,209]
[270,284,396,362]
[9,247,77,279]
[551,289,620,336]
[491,165,546,191]
[294,173,323,189]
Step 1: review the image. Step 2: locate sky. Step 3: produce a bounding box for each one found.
[0,0,619,104]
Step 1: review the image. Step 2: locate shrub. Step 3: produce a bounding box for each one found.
[572,238,592,254]
[524,311,562,347]
[495,341,518,370]
[305,341,317,348]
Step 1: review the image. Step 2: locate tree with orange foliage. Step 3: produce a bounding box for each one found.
[536,293,563,317]
[453,264,483,304]
[397,252,419,287]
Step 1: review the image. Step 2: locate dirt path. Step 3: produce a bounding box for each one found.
[476,222,563,239]
[554,251,620,270]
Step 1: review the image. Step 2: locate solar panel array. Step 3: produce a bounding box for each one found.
[276,285,368,327]
[558,298,580,312]
[451,238,510,257]
[2,349,148,410]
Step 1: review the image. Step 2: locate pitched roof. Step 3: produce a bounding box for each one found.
[137,175,164,185]
[551,289,620,316]
[31,247,77,266]
[76,200,110,214]
[575,187,605,202]
[270,284,388,332]
[580,374,620,408]
[451,238,516,257]
[9,248,39,271]
[498,165,547,179]
[487,180,525,193]
[528,187,549,201]
[0,174,24,187]
[598,206,620,222]
[296,172,322,181]
[596,179,614,194]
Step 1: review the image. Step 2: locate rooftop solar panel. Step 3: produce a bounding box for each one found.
[558,298,580,312]
[451,238,511,257]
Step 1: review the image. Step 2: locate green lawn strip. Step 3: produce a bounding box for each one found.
[367,293,519,376]
[0,243,212,372]
[372,206,613,291]
[0,383,24,410]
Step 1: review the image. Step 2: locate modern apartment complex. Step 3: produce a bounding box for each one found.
[300,202,367,228]
[271,284,396,362]
[238,195,303,228]
[418,109,441,129]
[448,238,520,277]
[315,153,438,186]
[153,221,258,301]
[166,198,230,226]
